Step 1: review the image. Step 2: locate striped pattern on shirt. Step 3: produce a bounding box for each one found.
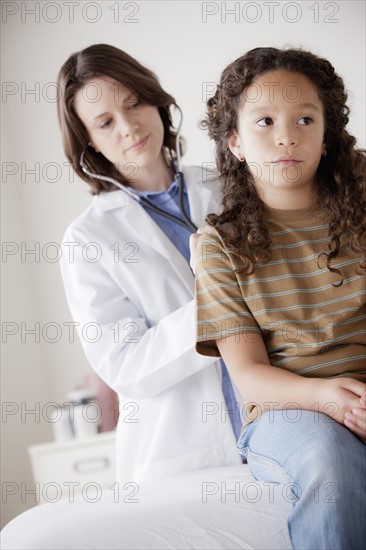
[195,208,366,389]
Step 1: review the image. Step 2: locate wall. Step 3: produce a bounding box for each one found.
[1,0,365,529]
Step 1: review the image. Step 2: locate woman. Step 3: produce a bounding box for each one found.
[57,44,243,484]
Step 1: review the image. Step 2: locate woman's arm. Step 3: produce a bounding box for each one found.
[60,228,216,400]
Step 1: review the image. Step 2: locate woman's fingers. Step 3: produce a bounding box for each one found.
[189,234,199,273]
[196,224,211,235]
[189,226,211,274]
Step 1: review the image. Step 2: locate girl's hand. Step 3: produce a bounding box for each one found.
[189,225,210,275]
[344,391,366,444]
[318,378,366,443]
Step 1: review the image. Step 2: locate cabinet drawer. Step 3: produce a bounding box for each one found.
[28,433,116,504]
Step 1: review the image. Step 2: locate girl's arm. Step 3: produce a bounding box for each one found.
[194,228,366,440]
[217,333,366,439]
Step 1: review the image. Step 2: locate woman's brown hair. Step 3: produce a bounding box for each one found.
[203,47,366,282]
[57,43,180,194]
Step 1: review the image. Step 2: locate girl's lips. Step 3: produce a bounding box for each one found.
[273,159,302,165]
[273,159,302,166]
[128,135,149,151]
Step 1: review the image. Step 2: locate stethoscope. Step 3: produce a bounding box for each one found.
[79,105,198,233]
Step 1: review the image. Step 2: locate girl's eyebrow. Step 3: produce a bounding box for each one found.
[298,102,321,111]
[247,102,321,116]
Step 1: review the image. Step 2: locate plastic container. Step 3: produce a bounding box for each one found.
[67,389,101,439]
[49,405,74,442]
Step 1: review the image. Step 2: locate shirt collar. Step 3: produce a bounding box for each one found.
[126,175,186,202]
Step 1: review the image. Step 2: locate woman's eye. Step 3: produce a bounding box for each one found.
[99,119,112,129]
[128,99,141,110]
[299,116,312,125]
[257,117,273,127]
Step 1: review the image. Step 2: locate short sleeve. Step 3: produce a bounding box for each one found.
[195,228,261,357]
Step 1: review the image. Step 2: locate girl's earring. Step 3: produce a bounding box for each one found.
[239,155,245,162]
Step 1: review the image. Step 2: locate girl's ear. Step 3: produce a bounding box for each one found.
[228,132,244,161]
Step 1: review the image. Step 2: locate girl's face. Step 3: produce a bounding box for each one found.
[228,70,326,208]
[74,76,166,183]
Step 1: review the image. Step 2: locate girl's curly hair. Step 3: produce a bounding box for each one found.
[203,47,366,283]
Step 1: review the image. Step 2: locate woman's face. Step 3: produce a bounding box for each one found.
[74,76,166,182]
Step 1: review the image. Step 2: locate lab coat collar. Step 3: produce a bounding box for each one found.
[93,187,129,211]
[93,166,214,220]
[92,167,216,290]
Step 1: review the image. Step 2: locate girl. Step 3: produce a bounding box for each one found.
[194,47,366,549]
[57,44,243,485]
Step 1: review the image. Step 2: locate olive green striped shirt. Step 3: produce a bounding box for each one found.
[195,207,366,423]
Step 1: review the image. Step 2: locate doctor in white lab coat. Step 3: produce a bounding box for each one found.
[57,44,242,484]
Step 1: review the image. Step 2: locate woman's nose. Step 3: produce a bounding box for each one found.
[116,114,138,137]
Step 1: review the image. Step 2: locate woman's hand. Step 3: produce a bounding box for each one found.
[317,378,366,443]
[189,225,211,275]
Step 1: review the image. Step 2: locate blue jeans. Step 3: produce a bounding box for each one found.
[237,409,366,550]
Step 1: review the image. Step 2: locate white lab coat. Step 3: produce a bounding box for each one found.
[60,165,243,484]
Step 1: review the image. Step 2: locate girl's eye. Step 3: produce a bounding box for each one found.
[299,116,312,125]
[257,117,273,127]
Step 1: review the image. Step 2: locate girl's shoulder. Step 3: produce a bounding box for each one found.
[264,206,328,227]
[197,226,235,267]
[197,226,224,246]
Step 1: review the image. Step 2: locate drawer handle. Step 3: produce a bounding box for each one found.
[73,457,110,473]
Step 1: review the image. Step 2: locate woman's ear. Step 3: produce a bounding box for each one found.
[228,132,244,162]
[89,141,100,153]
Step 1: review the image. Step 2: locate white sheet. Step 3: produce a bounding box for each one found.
[1,465,293,549]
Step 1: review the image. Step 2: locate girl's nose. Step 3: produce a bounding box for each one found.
[276,126,297,147]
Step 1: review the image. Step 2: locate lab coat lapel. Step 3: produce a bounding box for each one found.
[94,167,218,292]
[95,189,180,261]
[123,196,195,292]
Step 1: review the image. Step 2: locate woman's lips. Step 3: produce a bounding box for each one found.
[128,135,149,152]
